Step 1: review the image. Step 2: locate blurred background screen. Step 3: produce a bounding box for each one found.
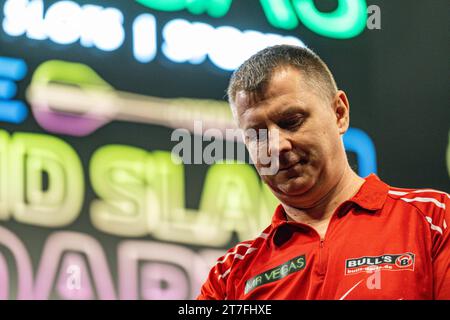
[0,0,448,299]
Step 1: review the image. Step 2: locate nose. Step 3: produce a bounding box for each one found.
[268,126,293,158]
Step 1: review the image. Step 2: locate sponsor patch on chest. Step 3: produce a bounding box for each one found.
[244,254,306,294]
[345,253,415,275]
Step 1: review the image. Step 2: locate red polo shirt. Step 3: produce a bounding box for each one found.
[197,174,450,300]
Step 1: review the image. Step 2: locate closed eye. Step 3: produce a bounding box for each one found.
[279,116,304,130]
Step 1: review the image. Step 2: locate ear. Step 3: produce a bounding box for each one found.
[333,90,350,135]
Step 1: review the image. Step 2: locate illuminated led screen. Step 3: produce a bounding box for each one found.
[0,0,448,300]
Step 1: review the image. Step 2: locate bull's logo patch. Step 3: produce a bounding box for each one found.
[345,253,415,275]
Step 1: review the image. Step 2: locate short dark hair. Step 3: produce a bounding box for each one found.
[227,45,338,106]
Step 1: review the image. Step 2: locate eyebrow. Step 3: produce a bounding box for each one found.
[272,105,307,119]
[242,105,307,131]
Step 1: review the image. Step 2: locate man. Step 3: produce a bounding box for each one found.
[197,45,449,300]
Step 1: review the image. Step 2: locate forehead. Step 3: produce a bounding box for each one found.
[233,67,315,120]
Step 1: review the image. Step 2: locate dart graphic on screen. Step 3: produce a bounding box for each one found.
[25,60,236,139]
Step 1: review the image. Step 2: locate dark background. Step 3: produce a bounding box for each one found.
[2,0,448,189]
[0,0,448,300]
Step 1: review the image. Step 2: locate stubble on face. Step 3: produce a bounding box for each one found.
[232,67,347,207]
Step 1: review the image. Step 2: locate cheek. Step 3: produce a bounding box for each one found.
[313,134,342,167]
[291,129,336,163]
[247,140,270,165]
[246,141,259,165]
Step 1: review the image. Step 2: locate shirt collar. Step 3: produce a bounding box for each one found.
[270,173,389,230]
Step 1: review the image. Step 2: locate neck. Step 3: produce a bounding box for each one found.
[282,166,365,226]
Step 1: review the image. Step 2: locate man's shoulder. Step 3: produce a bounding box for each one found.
[197,228,273,299]
[384,185,449,234]
[386,185,449,207]
[211,228,271,281]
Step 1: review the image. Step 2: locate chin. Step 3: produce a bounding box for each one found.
[270,175,315,197]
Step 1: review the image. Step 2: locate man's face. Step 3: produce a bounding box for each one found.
[233,66,349,206]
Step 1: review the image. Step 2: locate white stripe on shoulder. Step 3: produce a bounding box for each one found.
[216,232,269,280]
[389,189,450,199]
[218,268,231,280]
[217,243,252,264]
[388,190,447,209]
[411,189,450,199]
[217,232,268,265]
[218,248,258,280]
[388,190,409,196]
[399,197,446,209]
[425,216,443,235]
[258,232,269,239]
[234,247,258,260]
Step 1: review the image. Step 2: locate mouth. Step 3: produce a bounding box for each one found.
[279,158,308,171]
